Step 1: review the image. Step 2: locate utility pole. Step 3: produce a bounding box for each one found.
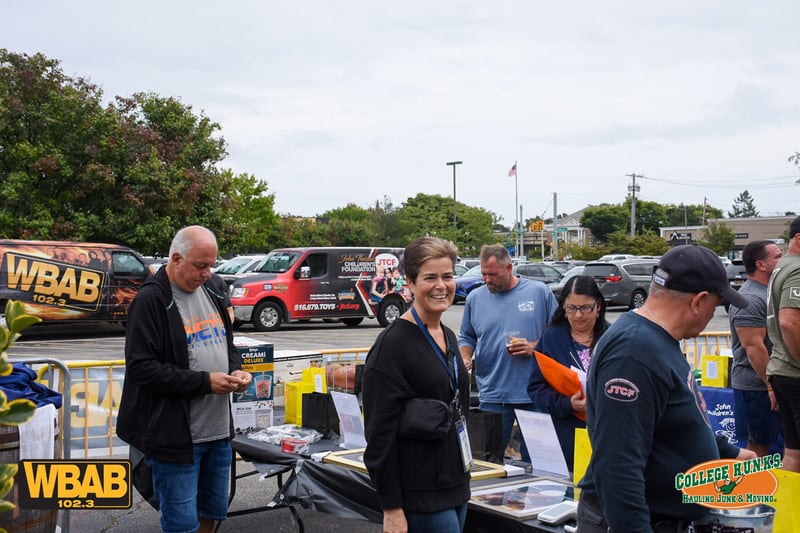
[446,161,462,233]
[510,161,520,260]
[553,192,558,260]
[681,202,689,245]
[702,196,707,226]
[519,204,524,260]
[627,173,641,237]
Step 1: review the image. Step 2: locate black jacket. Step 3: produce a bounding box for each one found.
[363,318,471,513]
[117,269,241,463]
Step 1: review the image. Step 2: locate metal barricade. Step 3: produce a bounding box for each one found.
[681,331,732,370]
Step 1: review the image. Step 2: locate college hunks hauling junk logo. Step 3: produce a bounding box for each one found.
[675,454,780,509]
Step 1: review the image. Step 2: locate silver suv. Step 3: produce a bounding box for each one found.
[582,259,658,309]
[513,262,563,285]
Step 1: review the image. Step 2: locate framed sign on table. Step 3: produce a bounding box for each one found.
[323,448,507,481]
[469,478,572,520]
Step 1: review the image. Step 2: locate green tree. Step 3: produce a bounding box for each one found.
[627,199,667,235]
[0,50,119,240]
[395,193,495,255]
[699,221,735,255]
[396,193,452,242]
[220,171,277,255]
[318,203,377,246]
[266,216,330,248]
[105,92,235,254]
[580,204,629,242]
[728,190,759,218]
[322,203,372,224]
[0,49,277,255]
[368,197,403,246]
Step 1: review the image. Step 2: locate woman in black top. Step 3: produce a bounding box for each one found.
[363,236,471,533]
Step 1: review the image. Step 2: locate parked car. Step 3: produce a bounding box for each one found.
[513,263,563,285]
[596,253,637,262]
[214,254,267,284]
[546,263,568,275]
[549,266,585,299]
[454,262,562,303]
[454,264,483,303]
[549,260,587,271]
[454,263,469,277]
[458,257,480,269]
[142,256,166,275]
[726,259,747,291]
[582,258,658,309]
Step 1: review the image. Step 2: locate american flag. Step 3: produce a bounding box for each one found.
[508,163,517,177]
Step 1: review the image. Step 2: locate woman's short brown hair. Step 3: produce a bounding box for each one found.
[403,237,458,283]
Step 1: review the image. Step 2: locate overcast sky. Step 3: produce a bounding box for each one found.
[5,1,800,228]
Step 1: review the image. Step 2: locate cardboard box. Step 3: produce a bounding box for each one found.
[231,336,274,434]
[701,354,730,388]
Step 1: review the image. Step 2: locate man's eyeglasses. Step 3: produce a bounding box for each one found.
[564,303,597,315]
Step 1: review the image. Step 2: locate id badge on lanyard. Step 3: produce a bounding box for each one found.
[455,415,473,472]
[412,307,473,471]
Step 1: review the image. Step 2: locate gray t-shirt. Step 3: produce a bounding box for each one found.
[729,279,770,390]
[172,283,231,442]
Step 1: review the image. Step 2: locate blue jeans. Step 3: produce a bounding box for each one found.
[149,439,232,533]
[478,401,535,463]
[733,388,782,448]
[405,502,468,533]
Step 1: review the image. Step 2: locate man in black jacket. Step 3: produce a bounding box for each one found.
[117,225,249,533]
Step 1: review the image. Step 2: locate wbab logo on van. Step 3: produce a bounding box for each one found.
[675,454,780,509]
[1,251,105,311]
[17,460,131,510]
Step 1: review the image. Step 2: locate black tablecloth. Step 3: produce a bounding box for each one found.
[232,434,572,532]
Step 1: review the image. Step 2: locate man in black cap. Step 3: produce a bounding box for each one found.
[577,244,757,533]
[766,215,800,472]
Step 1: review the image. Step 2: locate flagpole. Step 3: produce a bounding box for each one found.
[514,161,520,260]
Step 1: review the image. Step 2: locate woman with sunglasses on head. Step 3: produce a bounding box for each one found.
[527,275,609,471]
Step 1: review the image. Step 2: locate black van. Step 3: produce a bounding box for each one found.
[0,240,149,324]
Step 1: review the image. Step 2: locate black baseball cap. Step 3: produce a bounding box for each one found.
[790,215,800,238]
[652,245,748,308]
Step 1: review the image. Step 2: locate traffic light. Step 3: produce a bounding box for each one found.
[530,220,545,232]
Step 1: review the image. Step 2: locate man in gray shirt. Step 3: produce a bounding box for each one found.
[729,239,783,456]
[118,226,251,533]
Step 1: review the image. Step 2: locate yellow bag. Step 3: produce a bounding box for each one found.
[573,427,592,489]
[772,468,800,533]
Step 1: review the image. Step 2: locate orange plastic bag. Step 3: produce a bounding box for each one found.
[533,350,585,421]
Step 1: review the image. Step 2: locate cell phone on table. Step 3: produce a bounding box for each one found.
[537,500,578,525]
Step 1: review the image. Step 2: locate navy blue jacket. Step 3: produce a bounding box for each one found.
[528,322,597,470]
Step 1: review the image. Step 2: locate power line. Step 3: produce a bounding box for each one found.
[638,174,798,190]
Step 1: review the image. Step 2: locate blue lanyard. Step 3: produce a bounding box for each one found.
[411,307,459,394]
